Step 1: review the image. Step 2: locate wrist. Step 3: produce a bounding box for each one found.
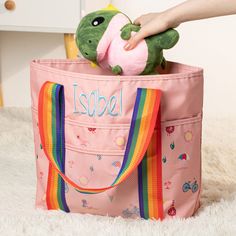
[163,8,182,28]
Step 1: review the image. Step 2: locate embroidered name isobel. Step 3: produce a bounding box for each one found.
[73,83,123,117]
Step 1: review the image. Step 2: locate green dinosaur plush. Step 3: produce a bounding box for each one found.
[76,6,179,76]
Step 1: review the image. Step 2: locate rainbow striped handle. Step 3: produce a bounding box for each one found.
[38,81,163,219]
[38,82,69,212]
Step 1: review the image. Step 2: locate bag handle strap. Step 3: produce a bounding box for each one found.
[38,82,161,194]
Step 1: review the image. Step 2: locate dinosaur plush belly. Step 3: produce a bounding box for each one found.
[96,13,130,63]
[99,34,148,76]
[95,13,148,76]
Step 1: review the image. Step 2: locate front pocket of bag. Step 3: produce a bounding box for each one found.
[64,146,125,189]
[32,106,202,218]
[161,114,202,218]
[63,146,141,217]
[65,119,130,153]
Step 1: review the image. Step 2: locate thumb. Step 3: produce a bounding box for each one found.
[124,30,148,51]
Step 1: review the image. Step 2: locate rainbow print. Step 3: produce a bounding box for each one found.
[138,116,163,220]
[38,82,69,212]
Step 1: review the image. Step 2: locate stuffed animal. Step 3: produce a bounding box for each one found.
[76,6,179,76]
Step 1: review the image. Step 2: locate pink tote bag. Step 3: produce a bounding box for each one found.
[30,59,203,220]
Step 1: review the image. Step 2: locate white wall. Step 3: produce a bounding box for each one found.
[114,0,236,118]
[0,31,66,106]
[1,0,236,118]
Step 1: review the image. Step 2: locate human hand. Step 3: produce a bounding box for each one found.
[124,12,178,50]
[134,12,159,26]
[124,0,236,51]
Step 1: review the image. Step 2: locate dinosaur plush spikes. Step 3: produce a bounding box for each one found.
[102,4,119,11]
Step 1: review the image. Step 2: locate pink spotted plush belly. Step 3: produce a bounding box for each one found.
[107,33,148,75]
[97,13,148,76]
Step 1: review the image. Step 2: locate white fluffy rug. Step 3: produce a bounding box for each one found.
[0,108,236,236]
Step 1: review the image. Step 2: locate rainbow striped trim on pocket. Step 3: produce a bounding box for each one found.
[38,82,69,212]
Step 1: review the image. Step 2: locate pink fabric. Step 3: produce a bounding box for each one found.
[31,59,203,219]
[96,13,148,76]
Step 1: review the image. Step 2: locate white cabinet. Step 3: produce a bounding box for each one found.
[0,0,81,33]
[0,0,111,33]
[0,0,110,107]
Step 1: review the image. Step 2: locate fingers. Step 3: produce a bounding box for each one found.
[124,29,149,50]
[133,16,142,25]
[124,12,168,51]
[134,13,157,26]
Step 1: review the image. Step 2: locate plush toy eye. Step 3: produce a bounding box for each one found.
[92,17,105,26]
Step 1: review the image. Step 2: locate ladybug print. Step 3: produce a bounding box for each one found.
[168,201,176,216]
